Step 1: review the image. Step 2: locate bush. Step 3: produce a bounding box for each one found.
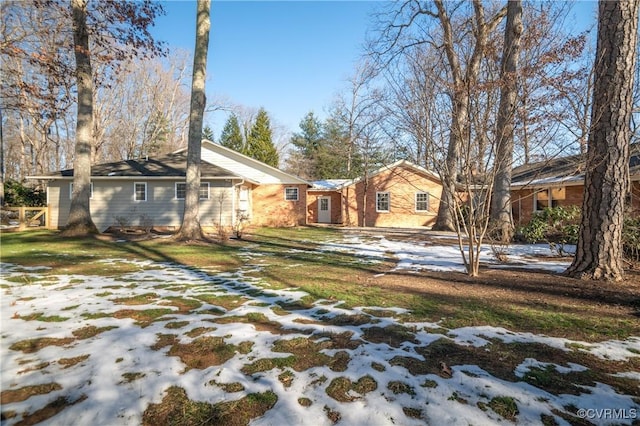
[516,206,580,254]
[623,215,640,262]
[3,180,46,207]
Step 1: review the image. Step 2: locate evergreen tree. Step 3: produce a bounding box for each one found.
[246,108,278,167]
[291,111,323,157]
[202,125,215,141]
[289,111,324,179]
[219,114,244,152]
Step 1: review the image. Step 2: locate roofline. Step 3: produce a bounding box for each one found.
[26,175,260,184]
[336,159,442,189]
[180,140,312,186]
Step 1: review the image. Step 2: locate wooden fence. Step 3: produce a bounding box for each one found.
[1,207,49,230]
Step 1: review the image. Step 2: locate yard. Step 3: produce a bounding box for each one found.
[1,227,639,425]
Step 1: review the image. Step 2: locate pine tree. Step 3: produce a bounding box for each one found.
[246,108,278,167]
[291,112,323,157]
[219,114,244,152]
[202,125,215,141]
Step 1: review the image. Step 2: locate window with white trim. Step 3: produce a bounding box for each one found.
[175,182,210,200]
[285,187,299,201]
[376,192,390,212]
[134,182,147,202]
[534,187,565,211]
[175,182,186,200]
[199,182,210,200]
[69,182,93,199]
[415,192,429,212]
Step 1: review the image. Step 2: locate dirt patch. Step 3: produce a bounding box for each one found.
[9,337,75,354]
[362,324,418,347]
[368,266,640,341]
[325,376,377,402]
[142,386,277,426]
[1,383,62,404]
[390,337,640,397]
[167,336,239,371]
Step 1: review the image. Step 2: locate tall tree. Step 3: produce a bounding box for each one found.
[288,111,323,180]
[566,0,639,281]
[175,0,211,241]
[432,0,507,231]
[61,0,98,236]
[246,108,278,167]
[219,114,244,152]
[490,0,523,242]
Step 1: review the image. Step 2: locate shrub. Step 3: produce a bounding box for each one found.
[623,215,640,262]
[3,180,46,207]
[516,206,580,254]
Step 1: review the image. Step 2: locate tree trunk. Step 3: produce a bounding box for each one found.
[61,0,98,236]
[490,0,523,242]
[175,0,210,241]
[432,0,506,232]
[565,0,639,281]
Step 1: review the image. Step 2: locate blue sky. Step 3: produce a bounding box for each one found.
[151,1,598,140]
[152,1,380,137]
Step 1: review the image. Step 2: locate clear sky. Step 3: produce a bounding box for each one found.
[151,1,380,138]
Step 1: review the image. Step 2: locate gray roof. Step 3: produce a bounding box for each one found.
[512,143,640,187]
[40,151,241,179]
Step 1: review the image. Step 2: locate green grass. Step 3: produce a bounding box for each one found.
[2,227,639,341]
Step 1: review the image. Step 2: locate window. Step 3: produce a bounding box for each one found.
[199,182,210,200]
[69,182,93,199]
[416,192,429,212]
[134,182,147,202]
[238,186,249,212]
[534,187,565,211]
[285,187,299,201]
[175,183,186,200]
[175,182,210,200]
[376,192,390,212]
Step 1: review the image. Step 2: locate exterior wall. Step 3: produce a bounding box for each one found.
[511,185,584,224]
[250,183,308,226]
[48,179,234,231]
[342,166,443,228]
[307,191,342,224]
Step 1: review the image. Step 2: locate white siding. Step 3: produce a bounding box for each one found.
[201,141,307,185]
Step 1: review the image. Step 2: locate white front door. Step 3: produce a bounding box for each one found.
[318,196,331,223]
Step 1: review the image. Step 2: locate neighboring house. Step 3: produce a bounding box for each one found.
[28,141,310,231]
[307,160,444,228]
[510,143,640,224]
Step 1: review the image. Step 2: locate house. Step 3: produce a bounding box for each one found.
[28,141,310,232]
[306,160,444,228]
[510,143,640,224]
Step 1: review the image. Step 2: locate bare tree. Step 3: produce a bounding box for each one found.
[62,0,98,236]
[175,0,210,241]
[566,0,639,281]
[490,0,523,242]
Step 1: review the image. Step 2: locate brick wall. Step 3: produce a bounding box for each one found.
[307,191,342,224]
[342,166,443,228]
[251,184,307,226]
[512,185,585,224]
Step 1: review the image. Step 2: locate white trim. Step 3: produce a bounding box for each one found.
[318,196,331,223]
[284,187,299,201]
[415,192,429,212]
[376,191,390,212]
[134,182,147,202]
[175,182,186,200]
[199,182,210,200]
[69,182,93,199]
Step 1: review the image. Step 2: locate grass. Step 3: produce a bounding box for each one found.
[2,226,640,423]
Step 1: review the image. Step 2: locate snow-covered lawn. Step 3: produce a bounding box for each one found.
[1,233,638,425]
